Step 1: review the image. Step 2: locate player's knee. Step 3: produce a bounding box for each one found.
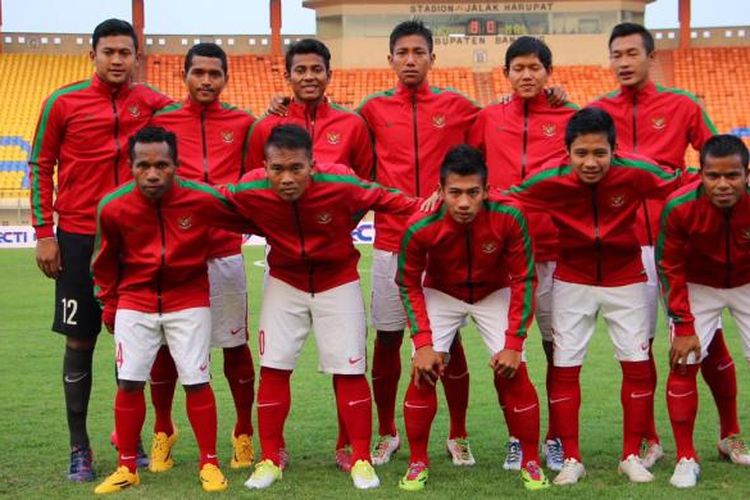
[66,336,97,351]
[376,329,403,346]
[183,382,209,392]
[118,380,146,392]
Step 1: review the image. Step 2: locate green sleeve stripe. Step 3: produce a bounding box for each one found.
[507,164,571,193]
[178,178,232,206]
[355,88,396,113]
[563,101,581,110]
[229,179,271,192]
[247,112,271,139]
[486,202,535,337]
[329,101,356,114]
[313,173,401,193]
[433,86,480,107]
[612,157,675,180]
[153,102,184,116]
[93,182,136,270]
[656,84,719,134]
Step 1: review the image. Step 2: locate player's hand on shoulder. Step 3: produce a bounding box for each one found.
[545,85,569,108]
[669,335,701,372]
[419,188,441,212]
[490,349,522,378]
[411,345,444,388]
[267,95,290,116]
[36,237,61,279]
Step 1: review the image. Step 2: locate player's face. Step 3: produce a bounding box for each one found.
[440,173,488,224]
[132,142,176,200]
[90,35,137,86]
[264,146,313,202]
[702,154,747,209]
[286,53,330,103]
[184,55,227,105]
[388,34,434,88]
[505,54,550,99]
[568,133,612,184]
[609,33,653,90]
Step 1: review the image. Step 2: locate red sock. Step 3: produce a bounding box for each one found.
[257,367,291,466]
[642,341,660,444]
[334,374,372,463]
[372,332,402,437]
[667,365,700,460]
[223,345,255,437]
[185,384,219,468]
[701,329,740,438]
[333,377,350,449]
[403,378,437,466]
[620,361,652,458]
[495,363,540,464]
[115,388,146,473]
[545,360,555,441]
[548,365,582,461]
[441,337,469,439]
[150,345,177,436]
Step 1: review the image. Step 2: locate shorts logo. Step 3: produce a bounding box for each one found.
[199,363,208,372]
[220,130,235,144]
[741,228,750,241]
[348,355,364,365]
[230,327,244,335]
[177,216,192,230]
[541,123,557,137]
[651,116,666,130]
[316,212,333,224]
[128,105,141,118]
[432,114,446,129]
[481,241,498,254]
[610,194,625,209]
[326,131,341,145]
[641,341,649,351]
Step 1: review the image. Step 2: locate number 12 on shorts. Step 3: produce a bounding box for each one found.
[60,298,78,325]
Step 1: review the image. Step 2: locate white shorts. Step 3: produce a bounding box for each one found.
[676,282,750,364]
[208,253,249,348]
[640,245,659,340]
[115,307,211,385]
[259,277,368,374]
[552,280,650,367]
[424,287,526,361]
[370,249,407,331]
[536,261,556,342]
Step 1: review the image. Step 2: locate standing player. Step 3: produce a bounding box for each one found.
[657,135,750,488]
[509,107,681,485]
[28,19,172,481]
[468,36,578,472]
[397,145,547,491]
[591,22,745,466]
[357,20,480,466]
[148,42,257,472]
[92,127,251,493]
[219,125,421,490]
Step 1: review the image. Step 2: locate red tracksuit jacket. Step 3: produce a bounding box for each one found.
[151,96,255,259]
[29,74,173,237]
[397,194,536,351]
[590,81,717,246]
[92,177,251,325]
[508,153,680,286]
[357,81,480,252]
[219,163,420,294]
[657,181,750,336]
[246,97,373,179]
[468,93,579,262]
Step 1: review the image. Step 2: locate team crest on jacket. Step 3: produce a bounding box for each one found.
[741,228,750,241]
[541,123,557,137]
[610,194,626,208]
[326,131,341,145]
[128,105,141,118]
[177,216,192,230]
[316,212,333,224]
[432,114,446,129]
[651,116,666,130]
[220,130,235,144]
[482,241,498,254]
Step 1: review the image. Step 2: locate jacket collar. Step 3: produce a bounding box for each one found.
[183,95,223,115]
[395,80,432,98]
[618,79,658,100]
[287,96,331,120]
[90,72,131,98]
[134,176,180,205]
[509,92,549,112]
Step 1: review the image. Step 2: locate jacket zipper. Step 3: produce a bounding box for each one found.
[411,93,421,197]
[521,100,529,179]
[592,184,603,284]
[111,94,121,185]
[725,211,732,288]
[306,107,316,144]
[155,201,166,314]
[465,227,474,304]
[200,109,209,182]
[292,202,314,295]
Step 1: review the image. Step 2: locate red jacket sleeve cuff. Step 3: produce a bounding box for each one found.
[412,332,433,350]
[35,225,55,239]
[504,334,525,352]
[102,303,116,331]
[672,321,696,337]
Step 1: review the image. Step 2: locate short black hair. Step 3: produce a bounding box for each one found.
[389,19,433,54]
[440,144,488,185]
[285,38,331,73]
[700,134,749,170]
[565,107,617,150]
[505,36,552,71]
[609,22,654,55]
[129,126,178,165]
[184,42,228,75]
[265,124,313,159]
[92,18,138,52]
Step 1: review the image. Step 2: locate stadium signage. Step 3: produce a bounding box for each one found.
[435,35,545,45]
[410,2,554,14]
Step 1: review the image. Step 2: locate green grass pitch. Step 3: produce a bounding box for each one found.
[1,246,749,498]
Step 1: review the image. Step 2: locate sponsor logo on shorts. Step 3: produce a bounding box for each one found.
[542,123,557,137]
[651,116,666,130]
[610,194,625,209]
[230,327,244,335]
[326,131,341,145]
[220,130,235,144]
[481,241,498,254]
[316,212,333,224]
[178,216,192,230]
[432,114,446,129]
[641,342,649,351]
[199,363,208,372]
[348,355,364,365]
[128,105,141,118]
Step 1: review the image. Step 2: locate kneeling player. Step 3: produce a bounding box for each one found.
[397,145,546,491]
[92,127,251,494]
[658,134,750,488]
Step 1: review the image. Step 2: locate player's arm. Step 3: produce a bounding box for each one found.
[349,116,375,180]
[144,85,175,111]
[192,181,261,235]
[29,94,65,278]
[396,224,443,387]
[466,110,487,154]
[656,200,701,368]
[634,159,681,200]
[239,114,256,175]
[91,204,122,333]
[355,177,421,215]
[505,168,558,213]
[688,97,718,153]
[244,117,271,171]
